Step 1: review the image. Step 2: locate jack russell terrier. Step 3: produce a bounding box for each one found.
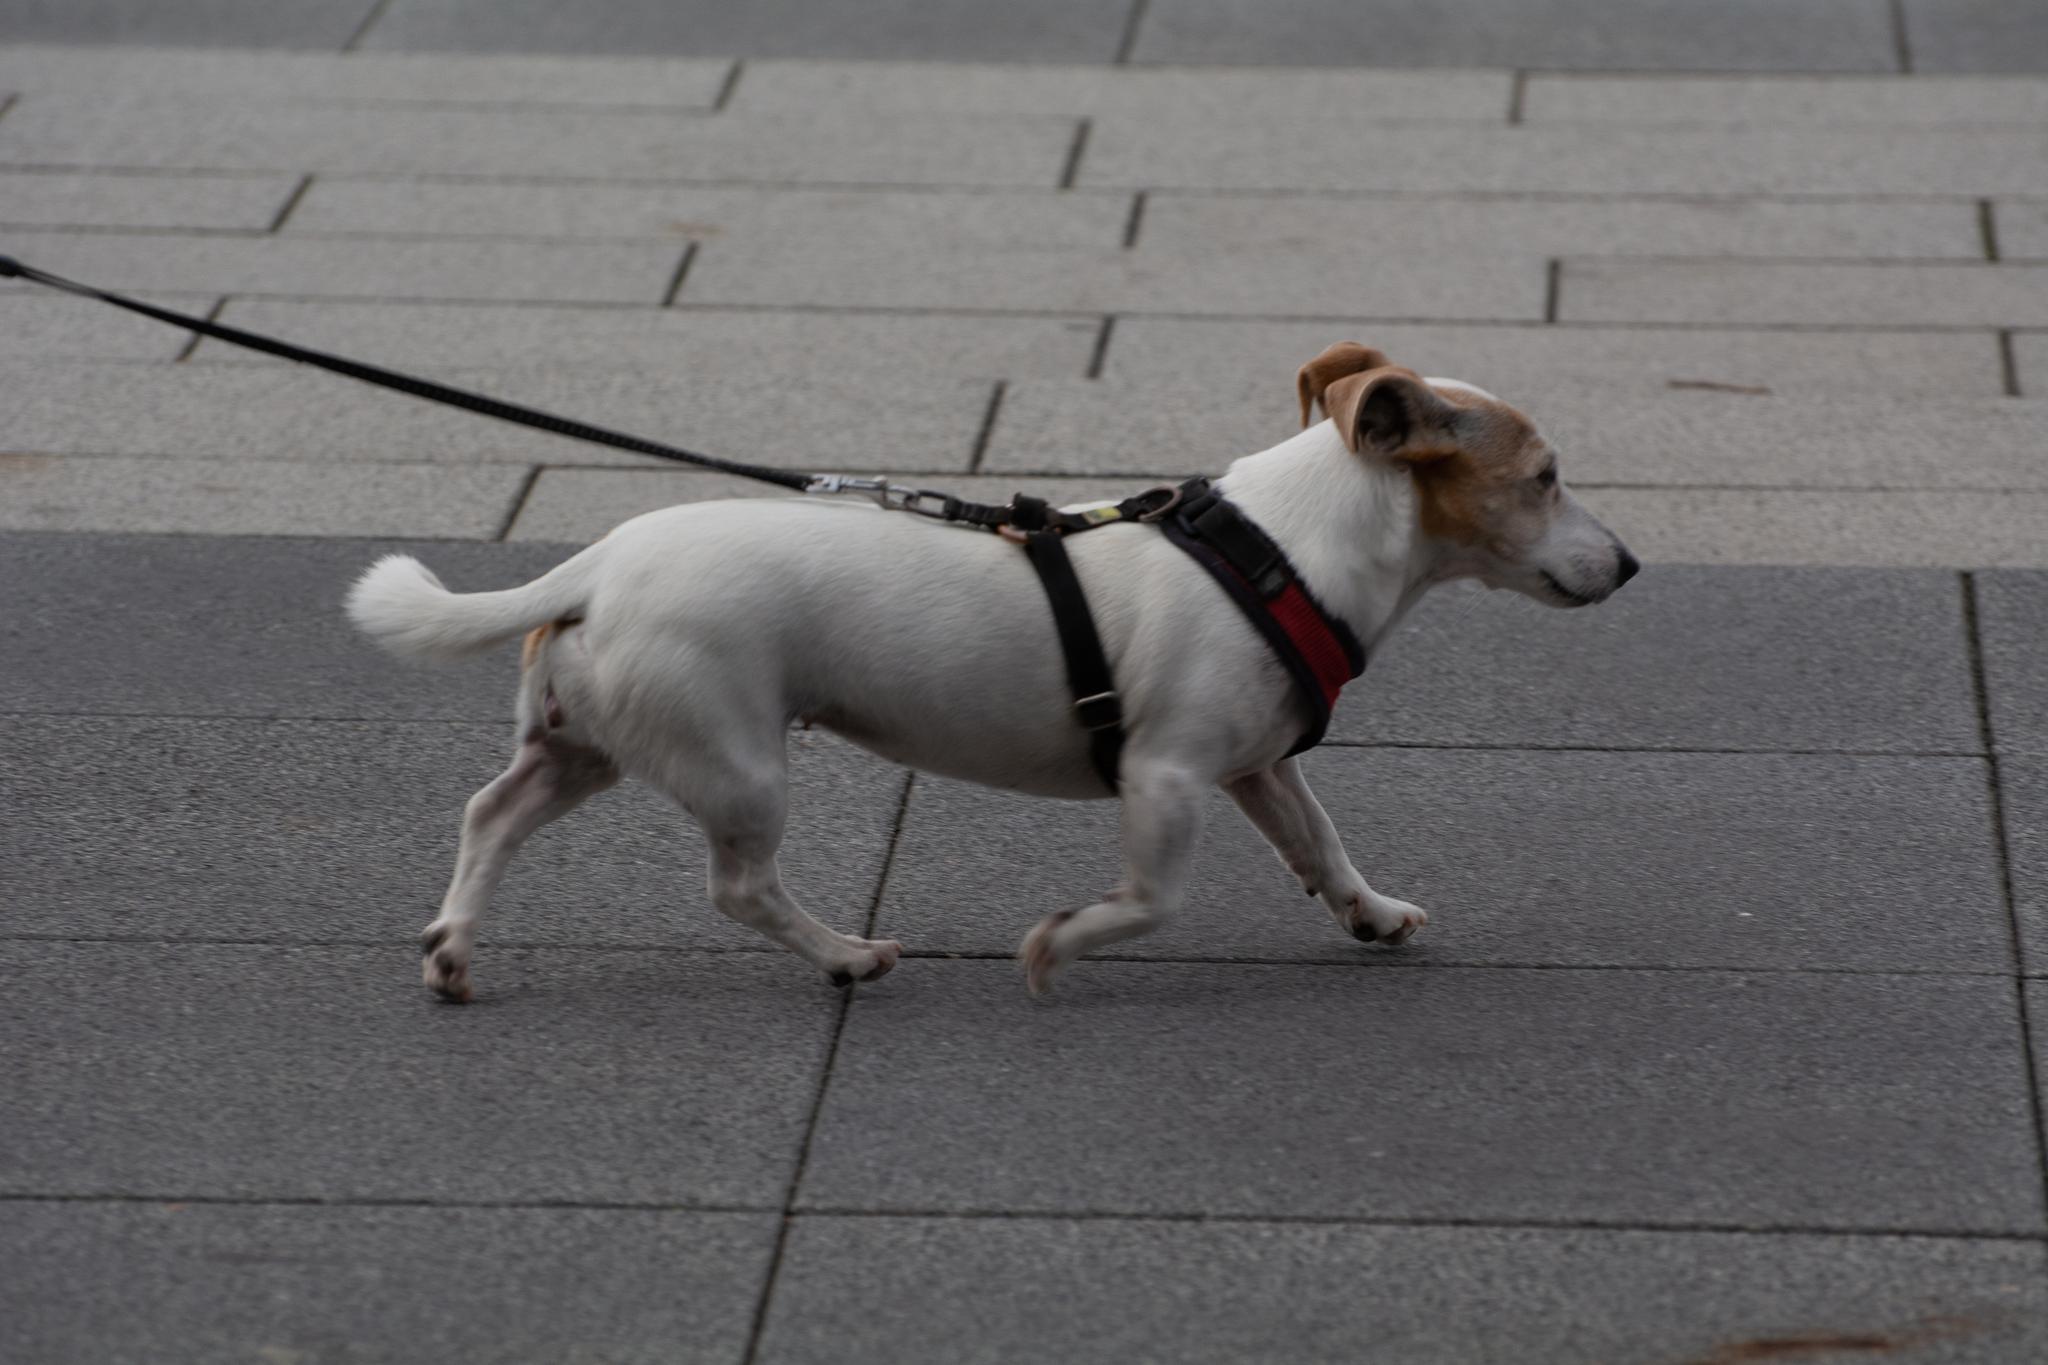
[347,342,1638,1001]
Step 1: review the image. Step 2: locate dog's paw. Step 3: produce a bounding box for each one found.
[826,938,903,988]
[1020,908,1077,997]
[1336,890,1428,947]
[420,921,474,1003]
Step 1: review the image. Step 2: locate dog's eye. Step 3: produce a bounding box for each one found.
[1534,464,1558,490]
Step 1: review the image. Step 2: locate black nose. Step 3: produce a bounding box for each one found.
[1614,545,1641,586]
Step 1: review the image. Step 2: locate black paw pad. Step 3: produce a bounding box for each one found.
[1349,920,1380,943]
[827,969,856,988]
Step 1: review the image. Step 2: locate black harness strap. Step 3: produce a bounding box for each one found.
[1019,531,1125,790]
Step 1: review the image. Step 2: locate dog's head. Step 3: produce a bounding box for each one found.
[1297,342,1638,607]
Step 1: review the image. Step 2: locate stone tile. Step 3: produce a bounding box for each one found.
[1975,572,2048,756]
[289,180,1131,248]
[0,453,525,538]
[1904,0,2048,74]
[359,0,1135,62]
[877,749,2010,972]
[208,299,1103,377]
[761,1218,2048,1365]
[0,941,837,1203]
[0,716,901,952]
[0,0,379,47]
[1103,318,2008,395]
[1561,261,2048,327]
[1994,201,2048,260]
[0,360,993,472]
[2003,759,2048,974]
[0,93,1076,187]
[1141,193,1983,260]
[2015,332,2048,395]
[0,533,571,720]
[1130,0,1895,70]
[983,381,2048,490]
[1342,566,1980,752]
[509,469,1150,543]
[0,229,688,304]
[0,293,209,361]
[1,1203,774,1365]
[0,170,300,230]
[1525,74,2048,125]
[684,240,1544,320]
[0,44,729,108]
[801,962,2039,1231]
[732,60,1512,120]
[1576,488,2048,569]
[1078,122,2048,196]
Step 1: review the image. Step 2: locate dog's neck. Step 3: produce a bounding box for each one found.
[1215,422,1442,653]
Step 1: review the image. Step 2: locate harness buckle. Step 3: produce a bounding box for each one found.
[1072,690,1124,731]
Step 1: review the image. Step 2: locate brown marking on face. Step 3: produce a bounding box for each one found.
[1297,345,1556,555]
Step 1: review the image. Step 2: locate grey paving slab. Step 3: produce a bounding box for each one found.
[288,180,1132,248]
[0,93,1076,187]
[1102,318,2009,395]
[209,298,1103,377]
[0,941,838,1202]
[1975,571,2048,756]
[1339,566,1981,751]
[730,60,1512,120]
[1130,0,1896,71]
[0,292,209,360]
[0,229,688,304]
[984,380,2048,490]
[1078,121,2048,196]
[760,1218,2048,1365]
[683,240,1545,320]
[0,169,300,230]
[1905,0,2048,74]
[2003,758,2048,976]
[0,0,379,48]
[1995,201,2048,260]
[0,453,527,538]
[359,0,1134,62]
[0,533,571,720]
[0,44,730,108]
[509,470,1152,543]
[0,715,902,952]
[1576,487,2048,569]
[1140,192,1983,260]
[1,1202,775,1365]
[0,360,993,472]
[800,961,2040,1231]
[877,749,2010,972]
[1524,73,2048,125]
[1561,261,2048,327]
[2015,332,2048,395]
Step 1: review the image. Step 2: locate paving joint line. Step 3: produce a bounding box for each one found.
[661,241,699,306]
[494,466,544,541]
[267,174,316,233]
[1980,200,2001,262]
[1121,190,1148,249]
[340,0,397,53]
[0,1191,774,1214]
[1060,118,1092,191]
[1506,71,1528,125]
[1961,572,2048,1231]
[1888,0,1915,73]
[713,61,745,113]
[1114,0,1151,65]
[2000,330,2023,396]
[1086,314,1116,379]
[0,94,18,127]
[966,381,1006,473]
[172,296,229,363]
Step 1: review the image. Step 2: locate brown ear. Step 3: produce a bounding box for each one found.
[1321,368,1462,463]
[1297,342,1394,428]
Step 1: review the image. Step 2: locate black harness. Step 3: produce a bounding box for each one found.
[1007,478,1367,790]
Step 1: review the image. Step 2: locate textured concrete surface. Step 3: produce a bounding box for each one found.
[6,27,2048,1365]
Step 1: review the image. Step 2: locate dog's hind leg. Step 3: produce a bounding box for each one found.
[421,731,619,1001]
[666,741,901,986]
[1020,759,1205,995]
[1223,757,1426,946]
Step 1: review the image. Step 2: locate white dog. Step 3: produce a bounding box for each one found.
[347,343,1637,1001]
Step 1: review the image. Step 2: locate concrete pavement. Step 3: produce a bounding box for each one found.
[3,23,2048,1365]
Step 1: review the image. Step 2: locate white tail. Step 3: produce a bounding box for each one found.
[345,552,596,661]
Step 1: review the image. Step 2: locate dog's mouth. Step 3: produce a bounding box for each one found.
[1539,571,1601,607]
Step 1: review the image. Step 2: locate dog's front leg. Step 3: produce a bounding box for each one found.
[1020,760,1204,995]
[1223,757,1427,946]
